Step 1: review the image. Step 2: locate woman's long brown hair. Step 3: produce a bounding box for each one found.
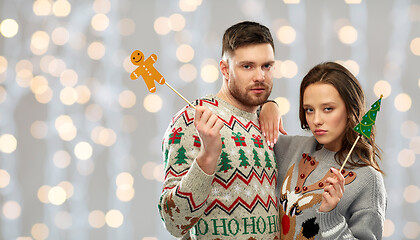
[299,62,384,174]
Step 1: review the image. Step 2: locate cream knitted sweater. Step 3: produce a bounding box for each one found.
[158,95,279,239]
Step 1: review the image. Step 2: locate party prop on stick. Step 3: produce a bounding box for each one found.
[339,95,383,172]
[130,50,195,109]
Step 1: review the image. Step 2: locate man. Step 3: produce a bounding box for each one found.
[158,21,279,239]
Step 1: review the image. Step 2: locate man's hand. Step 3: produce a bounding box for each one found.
[194,106,224,175]
[319,168,345,212]
[259,101,287,148]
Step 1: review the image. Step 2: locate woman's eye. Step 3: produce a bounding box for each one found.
[324,107,333,112]
[263,64,272,69]
[305,108,313,113]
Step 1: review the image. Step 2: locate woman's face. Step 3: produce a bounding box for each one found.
[303,83,348,152]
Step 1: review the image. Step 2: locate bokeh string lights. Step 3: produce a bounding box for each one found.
[0,0,419,239]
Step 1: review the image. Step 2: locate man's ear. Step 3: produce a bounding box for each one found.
[219,59,229,80]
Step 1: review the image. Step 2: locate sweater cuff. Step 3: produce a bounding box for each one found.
[178,160,215,203]
[317,208,346,238]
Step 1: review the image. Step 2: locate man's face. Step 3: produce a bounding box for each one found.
[222,43,275,112]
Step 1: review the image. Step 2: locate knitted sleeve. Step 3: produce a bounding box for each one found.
[317,169,386,240]
[317,207,383,239]
[157,107,214,238]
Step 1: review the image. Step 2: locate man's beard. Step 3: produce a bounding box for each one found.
[229,81,272,107]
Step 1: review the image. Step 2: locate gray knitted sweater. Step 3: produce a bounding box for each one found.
[273,135,386,239]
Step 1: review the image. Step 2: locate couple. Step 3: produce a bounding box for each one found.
[157,21,386,240]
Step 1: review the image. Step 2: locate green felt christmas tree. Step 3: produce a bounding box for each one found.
[340,95,383,172]
[253,149,262,168]
[353,95,383,139]
[238,149,250,168]
[174,146,188,165]
[218,151,233,172]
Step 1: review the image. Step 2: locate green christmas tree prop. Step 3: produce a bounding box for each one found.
[218,151,233,172]
[353,95,383,139]
[340,95,383,172]
[174,146,188,165]
[253,149,262,168]
[264,151,273,170]
[238,149,250,168]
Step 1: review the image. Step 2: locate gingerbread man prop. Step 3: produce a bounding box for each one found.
[130,50,165,93]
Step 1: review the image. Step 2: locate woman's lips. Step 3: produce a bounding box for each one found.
[314,129,327,135]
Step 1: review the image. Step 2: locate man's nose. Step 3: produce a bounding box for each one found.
[253,68,265,82]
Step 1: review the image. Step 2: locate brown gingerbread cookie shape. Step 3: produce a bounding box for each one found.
[130,50,165,93]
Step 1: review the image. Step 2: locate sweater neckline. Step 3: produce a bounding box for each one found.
[206,94,258,120]
[314,146,337,164]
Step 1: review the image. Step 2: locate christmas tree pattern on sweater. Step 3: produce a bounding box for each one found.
[159,96,279,239]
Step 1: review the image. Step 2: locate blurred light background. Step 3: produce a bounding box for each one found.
[0,0,419,239]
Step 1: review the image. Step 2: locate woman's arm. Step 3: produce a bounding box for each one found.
[259,101,287,148]
[317,207,384,239]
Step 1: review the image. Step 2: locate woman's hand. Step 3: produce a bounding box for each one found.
[259,101,287,148]
[319,168,345,212]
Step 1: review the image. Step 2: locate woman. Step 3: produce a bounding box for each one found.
[260,62,386,239]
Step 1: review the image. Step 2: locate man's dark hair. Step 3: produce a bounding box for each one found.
[222,21,275,58]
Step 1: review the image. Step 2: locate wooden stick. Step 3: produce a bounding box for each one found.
[339,135,361,172]
[164,82,195,109]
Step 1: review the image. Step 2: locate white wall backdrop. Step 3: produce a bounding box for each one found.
[0,0,419,239]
